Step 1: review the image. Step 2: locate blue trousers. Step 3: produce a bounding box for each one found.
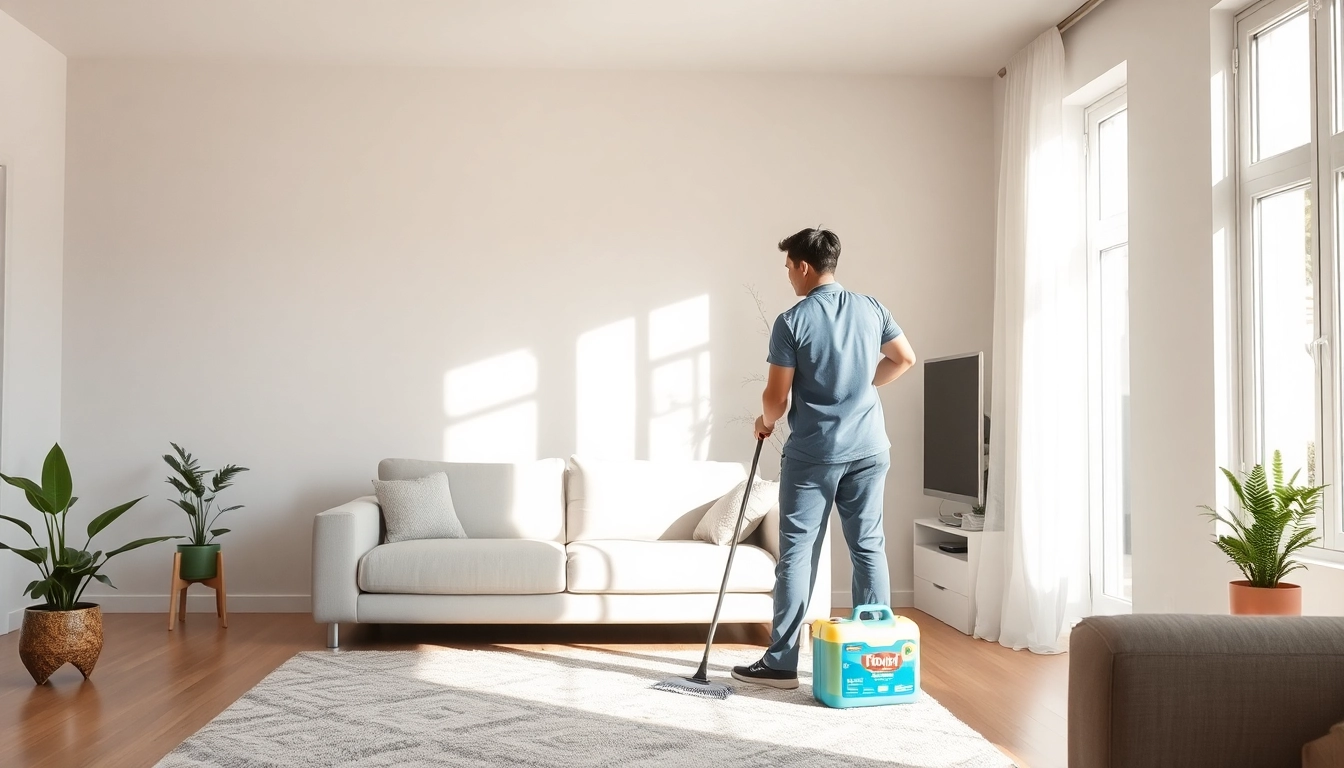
[764,451,891,672]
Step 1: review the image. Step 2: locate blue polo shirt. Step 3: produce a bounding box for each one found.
[767,282,903,464]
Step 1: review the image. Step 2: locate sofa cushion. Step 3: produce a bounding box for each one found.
[358,539,566,595]
[566,456,746,542]
[378,458,565,542]
[566,540,776,594]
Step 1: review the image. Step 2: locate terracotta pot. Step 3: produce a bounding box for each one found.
[18,603,103,685]
[1229,580,1302,616]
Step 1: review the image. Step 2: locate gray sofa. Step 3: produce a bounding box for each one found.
[1069,614,1344,768]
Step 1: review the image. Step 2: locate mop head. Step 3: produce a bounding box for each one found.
[651,675,734,700]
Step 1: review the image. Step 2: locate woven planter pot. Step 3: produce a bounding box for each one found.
[1229,581,1302,616]
[19,603,103,685]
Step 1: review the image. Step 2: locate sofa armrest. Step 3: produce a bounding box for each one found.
[312,496,382,624]
[755,506,781,562]
[1068,618,1117,768]
[1068,614,1344,768]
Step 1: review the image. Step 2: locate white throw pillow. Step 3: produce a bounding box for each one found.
[372,472,468,543]
[693,477,780,545]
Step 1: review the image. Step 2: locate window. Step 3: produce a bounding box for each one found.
[1235,0,1344,553]
[1086,87,1131,613]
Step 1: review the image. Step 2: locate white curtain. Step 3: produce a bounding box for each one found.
[974,28,1089,654]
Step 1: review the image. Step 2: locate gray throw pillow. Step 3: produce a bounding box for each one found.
[693,477,780,545]
[372,472,467,543]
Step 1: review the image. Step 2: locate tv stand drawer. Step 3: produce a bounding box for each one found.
[914,576,972,635]
[914,543,969,595]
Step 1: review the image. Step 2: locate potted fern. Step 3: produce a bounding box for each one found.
[163,444,248,580]
[1201,451,1322,615]
[0,444,178,684]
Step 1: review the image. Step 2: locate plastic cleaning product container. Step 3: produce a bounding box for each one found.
[811,604,920,708]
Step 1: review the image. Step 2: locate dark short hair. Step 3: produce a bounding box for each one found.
[778,228,840,273]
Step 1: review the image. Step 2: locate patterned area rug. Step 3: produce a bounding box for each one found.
[156,646,1014,767]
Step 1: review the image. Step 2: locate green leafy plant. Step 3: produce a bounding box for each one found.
[1201,451,1323,588]
[0,444,178,611]
[163,443,248,546]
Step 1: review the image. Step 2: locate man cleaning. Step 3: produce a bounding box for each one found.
[732,227,916,690]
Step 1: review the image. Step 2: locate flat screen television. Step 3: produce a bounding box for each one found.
[923,352,985,506]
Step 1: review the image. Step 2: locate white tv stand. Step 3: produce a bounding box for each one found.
[912,518,983,635]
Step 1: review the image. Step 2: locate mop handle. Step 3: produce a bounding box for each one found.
[693,437,765,681]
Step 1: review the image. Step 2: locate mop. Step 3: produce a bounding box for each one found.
[651,437,765,700]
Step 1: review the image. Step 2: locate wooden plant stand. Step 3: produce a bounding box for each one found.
[167,551,228,631]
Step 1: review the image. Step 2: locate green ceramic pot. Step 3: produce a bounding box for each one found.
[177,543,220,580]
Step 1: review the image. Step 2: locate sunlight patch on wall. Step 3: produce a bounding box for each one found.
[444,350,537,418]
[648,295,712,461]
[443,349,538,462]
[648,295,710,360]
[649,351,712,461]
[577,318,636,460]
[445,402,538,463]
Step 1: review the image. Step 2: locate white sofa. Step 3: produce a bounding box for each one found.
[312,456,831,648]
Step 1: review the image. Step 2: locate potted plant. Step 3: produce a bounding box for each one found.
[0,444,178,684]
[1201,451,1322,615]
[163,444,248,580]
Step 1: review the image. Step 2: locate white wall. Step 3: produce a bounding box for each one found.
[61,61,995,611]
[1063,0,1344,615]
[0,9,66,633]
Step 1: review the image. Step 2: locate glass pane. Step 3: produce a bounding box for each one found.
[1256,184,1316,486]
[1254,8,1312,161]
[1100,244,1132,602]
[1099,109,1128,219]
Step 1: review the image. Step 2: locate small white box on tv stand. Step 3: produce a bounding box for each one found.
[912,518,983,635]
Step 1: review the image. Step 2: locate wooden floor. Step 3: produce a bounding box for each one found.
[0,610,1068,768]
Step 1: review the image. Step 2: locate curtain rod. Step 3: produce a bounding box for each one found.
[997,0,1107,78]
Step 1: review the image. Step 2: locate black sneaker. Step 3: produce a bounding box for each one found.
[731,658,799,689]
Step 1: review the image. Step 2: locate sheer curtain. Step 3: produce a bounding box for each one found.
[973,28,1089,654]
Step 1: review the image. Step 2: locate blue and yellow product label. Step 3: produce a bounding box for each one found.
[812,607,920,707]
[839,640,918,698]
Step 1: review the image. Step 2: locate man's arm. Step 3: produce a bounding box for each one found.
[874,335,916,387]
[756,364,794,439]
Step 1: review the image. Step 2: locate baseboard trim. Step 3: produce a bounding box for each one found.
[831,589,914,611]
[85,594,312,613]
[7,607,26,634]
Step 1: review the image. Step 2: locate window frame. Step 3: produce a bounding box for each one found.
[1234,0,1344,557]
[1317,0,1344,554]
[1085,86,1132,615]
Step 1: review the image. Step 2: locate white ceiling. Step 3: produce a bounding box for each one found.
[0,0,1082,77]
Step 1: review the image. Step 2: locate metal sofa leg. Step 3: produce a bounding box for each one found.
[327,622,340,649]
